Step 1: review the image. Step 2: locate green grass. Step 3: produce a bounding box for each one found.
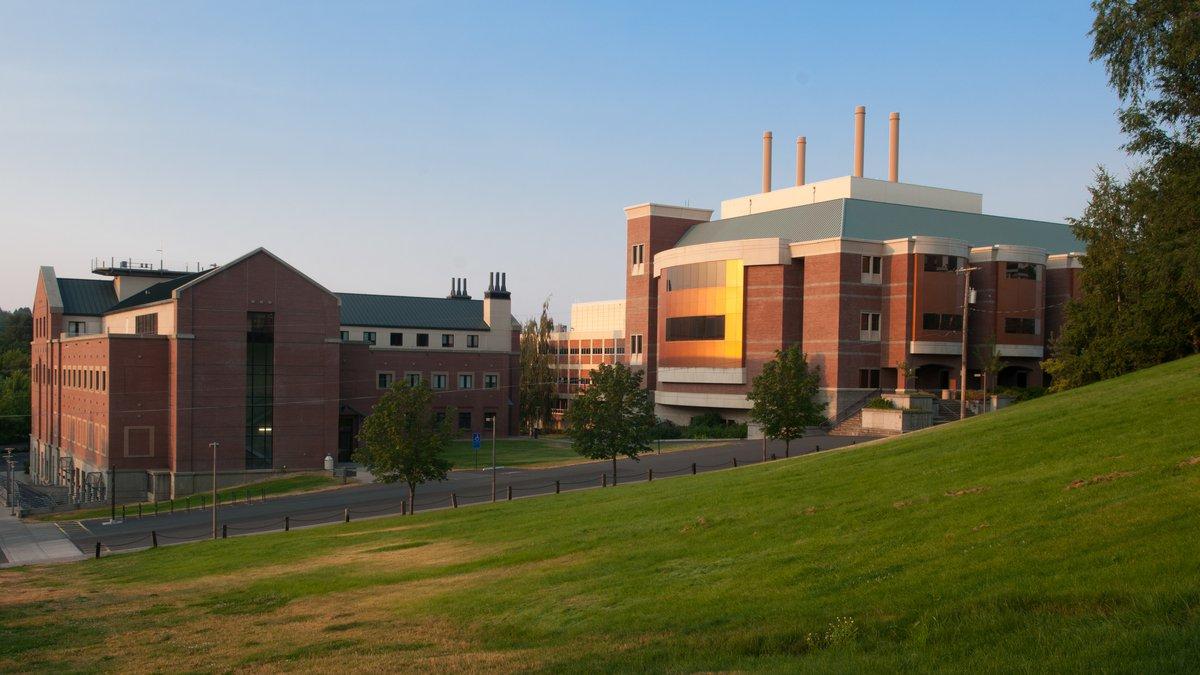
[34,473,346,522]
[444,436,731,469]
[3,356,1200,671]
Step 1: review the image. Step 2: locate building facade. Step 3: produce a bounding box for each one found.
[614,109,1084,431]
[548,299,627,427]
[29,249,518,500]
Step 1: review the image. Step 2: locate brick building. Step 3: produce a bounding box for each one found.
[603,108,1085,431]
[548,299,627,428]
[29,248,518,501]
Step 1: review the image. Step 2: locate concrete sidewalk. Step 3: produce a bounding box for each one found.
[0,512,87,568]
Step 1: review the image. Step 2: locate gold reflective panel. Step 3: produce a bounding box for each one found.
[658,259,744,368]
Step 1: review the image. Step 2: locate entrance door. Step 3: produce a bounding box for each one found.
[939,369,951,390]
[337,416,356,463]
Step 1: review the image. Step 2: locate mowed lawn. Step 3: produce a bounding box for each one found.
[2,357,1200,671]
[443,436,731,469]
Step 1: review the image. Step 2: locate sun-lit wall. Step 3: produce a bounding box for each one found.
[657,259,744,368]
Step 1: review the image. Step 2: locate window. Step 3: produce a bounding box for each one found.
[1005,317,1038,335]
[135,313,158,335]
[68,321,86,336]
[922,313,963,331]
[442,334,454,348]
[405,372,422,387]
[416,333,429,347]
[246,312,274,470]
[483,411,497,429]
[100,370,106,391]
[569,347,579,355]
[467,334,479,348]
[458,411,472,430]
[923,254,960,272]
[458,373,473,389]
[859,368,881,388]
[1005,262,1038,280]
[631,243,645,265]
[484,373,498,389]
[339,330,349,341]
[860,256,883,283]
[390,332,403,346]
[603,346,615,355]
[581,347,591,355]
[432,373,447,390]
[630,334,643,355]
[363,331,376,345]
[615,345,625,354]
[377,372,394,389]
[435,410,446,424]
[665,260,727,291]
[665,315,725,341]
[859,312,881,341]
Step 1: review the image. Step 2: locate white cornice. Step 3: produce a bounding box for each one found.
[623,203,714,221]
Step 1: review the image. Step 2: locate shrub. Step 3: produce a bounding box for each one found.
[649,418,683,440]
[865,397,896,410]
[996,386,1048,403]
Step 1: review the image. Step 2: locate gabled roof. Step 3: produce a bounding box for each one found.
[106,273,205,313]
[336,293,491,331]
[674,198,1083,253]
[56,279,118,316]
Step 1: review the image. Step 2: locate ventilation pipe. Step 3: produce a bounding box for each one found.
[853,106,865,177]
[795,136,807,186]
[761,131,773,193]
[889,112,900,182]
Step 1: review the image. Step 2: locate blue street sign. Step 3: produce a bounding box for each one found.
[471,433,481,449]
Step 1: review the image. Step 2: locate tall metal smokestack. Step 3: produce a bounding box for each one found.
[761,131,773,193]
[888,112,900,182]
[795,136,807,186]
[853,105,865,177]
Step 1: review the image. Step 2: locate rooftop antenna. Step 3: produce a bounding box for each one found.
[157,242,164,271]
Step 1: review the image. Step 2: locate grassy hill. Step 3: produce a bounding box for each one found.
[3,356,1199,672]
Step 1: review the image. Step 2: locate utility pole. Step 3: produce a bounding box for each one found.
[209,441,219,539]
[956,266,979,420]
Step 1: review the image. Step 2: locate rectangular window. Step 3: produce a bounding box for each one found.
[416,333,429,347]
[339,330,349,341]
[615,345,625,354]
[923,254,960,272]
[631,244,645,265]
[467,334,479,348]
[1005,317,1038,334]
[923,313,963,331]
[377,372,394,389]
[630,334,643,354]
[363,331,376,345]
[860,255,883,283]
[458,373,473,389]
[858,368,881,388]
[442,334,454,348]
[665,315,725,342]
[1005,262,1038,280]
[67,321,86,336]
[859,312,881,341]
[432,373,447,390]
[390,332,403,346]
[245,312,274,470]
[405,372,422,387]
[484,373,498,389]
[483,411,497,429]
[458,411,472,430]
[135,313,158,335]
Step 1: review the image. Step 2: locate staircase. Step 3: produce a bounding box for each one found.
[827,389,881,436]
[933,398,978,424]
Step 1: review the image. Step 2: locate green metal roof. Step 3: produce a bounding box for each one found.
[56,279,117,316]
[674,198,1083,252]
[336,293,491,331]
[106,273,205,313]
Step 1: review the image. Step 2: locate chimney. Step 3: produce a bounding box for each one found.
[795,136,807,186]
[888,112,900,182]
[853,105,865,177]
[762,131,773,193]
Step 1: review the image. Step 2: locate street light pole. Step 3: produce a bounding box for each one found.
[956,266,979,420]
[210,441,220,539]
[490,416,497,502]
[109,463,117,523]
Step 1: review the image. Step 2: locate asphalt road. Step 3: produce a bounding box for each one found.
[63,434,874,555]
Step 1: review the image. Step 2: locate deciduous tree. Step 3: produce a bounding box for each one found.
[518,299,556,434]
[747,345,827,456]
[355,382,453,513]
[565,363,654,484]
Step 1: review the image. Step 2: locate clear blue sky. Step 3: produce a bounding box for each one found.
[0,1,1130,321]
